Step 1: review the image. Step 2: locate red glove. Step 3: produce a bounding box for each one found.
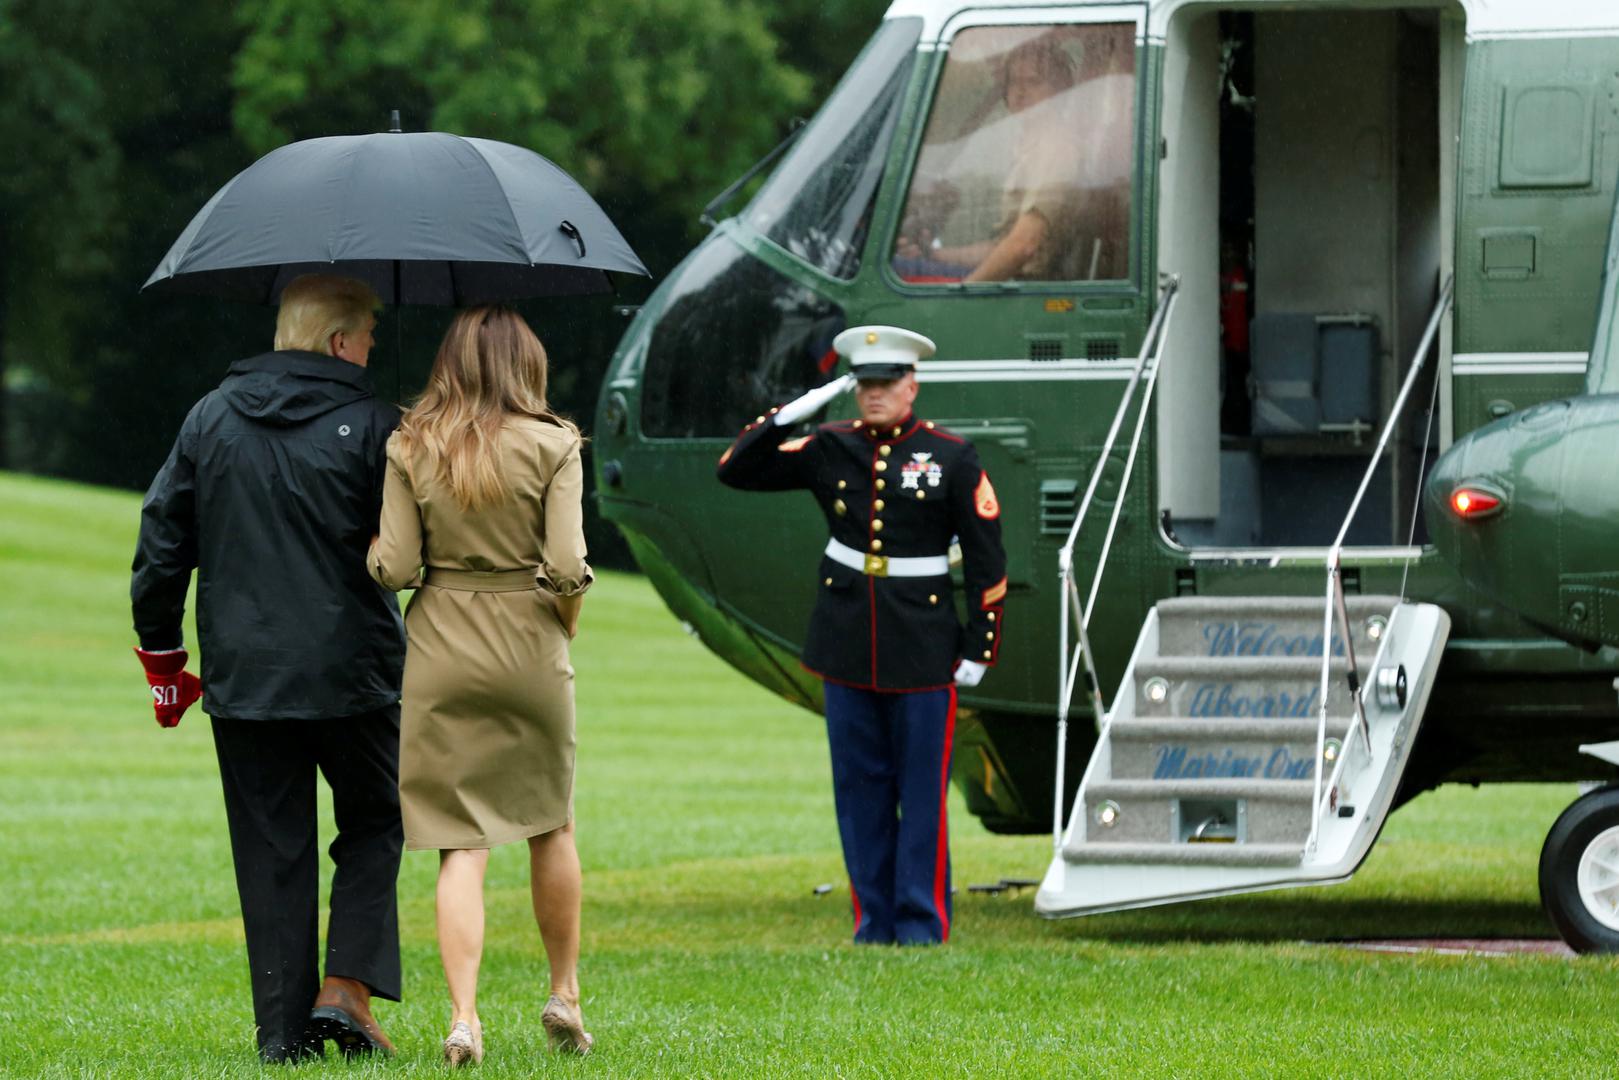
[134,647,203,728]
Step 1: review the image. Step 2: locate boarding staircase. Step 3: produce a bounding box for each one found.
[1033,275,1455,919]
[1035,594,1448,914]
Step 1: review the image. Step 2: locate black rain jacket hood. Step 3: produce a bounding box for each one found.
[221,350,374,425]
[131,350,405,720]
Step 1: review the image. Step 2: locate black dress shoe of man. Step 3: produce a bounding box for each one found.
[307,975,396,1058]
[260,1038,324,1064]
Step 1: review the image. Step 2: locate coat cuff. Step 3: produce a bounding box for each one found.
[539,562,594,598]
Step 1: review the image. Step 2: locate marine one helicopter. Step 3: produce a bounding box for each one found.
[592,0,1619,950]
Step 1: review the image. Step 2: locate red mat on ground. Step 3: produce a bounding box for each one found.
[1324,938,1575,957]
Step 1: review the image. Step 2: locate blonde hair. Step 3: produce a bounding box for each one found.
[274,274,381,354]
[394,306,578,511]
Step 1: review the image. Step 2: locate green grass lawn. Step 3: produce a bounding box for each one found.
[2,469,1617,1077]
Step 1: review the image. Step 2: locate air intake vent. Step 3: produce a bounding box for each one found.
[1028,337,1065,362]
[1040,479,1079,536]
[1086,338,1122,361]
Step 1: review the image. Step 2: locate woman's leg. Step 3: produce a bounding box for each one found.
[437,848,491,1026]
[528,822,581,1004]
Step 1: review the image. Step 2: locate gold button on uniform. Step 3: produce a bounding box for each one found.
[837,480,847,490]
[982,650,993,660]
[988,612,996,622]
[891,426,902,437]
[876,478,886,490]
[870,539,883,552]
[874,499,885,511]
[833,499,847,516]
[756,415,765,424]
[824,577,833,586]
[879,445,891,458]
[916,490,926,500]
[872,519,884,532]
[985,631,994,641]
[929,594,938,605]
[925,421,935,429]
[854,420,863,429]
[875,460,887,472]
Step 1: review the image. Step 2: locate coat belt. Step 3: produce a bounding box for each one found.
[422,567,538,592]
[824,539,948,578]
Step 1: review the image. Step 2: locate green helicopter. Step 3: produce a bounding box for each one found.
[594,0,1619,951]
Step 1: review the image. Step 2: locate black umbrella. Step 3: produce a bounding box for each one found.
[144,124,647,304]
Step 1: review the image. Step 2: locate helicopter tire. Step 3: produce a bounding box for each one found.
[1538,784,1619,953]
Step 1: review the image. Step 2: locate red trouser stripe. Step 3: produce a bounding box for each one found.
[850,884,864,936]
[934,685,957,941]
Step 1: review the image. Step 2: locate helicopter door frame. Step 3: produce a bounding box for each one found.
[879,2,1152,300]
[1150,2,1464,562]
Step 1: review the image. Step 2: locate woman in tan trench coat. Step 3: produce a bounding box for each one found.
[368,306,594,1063]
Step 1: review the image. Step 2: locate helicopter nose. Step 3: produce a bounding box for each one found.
[1424,396,1598,643]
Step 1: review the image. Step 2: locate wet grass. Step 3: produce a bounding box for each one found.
[2,470,1617,1077]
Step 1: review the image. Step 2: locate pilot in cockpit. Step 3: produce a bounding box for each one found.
[893,27,1133,284]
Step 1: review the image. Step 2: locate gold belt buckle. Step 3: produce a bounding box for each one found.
[863,553,889,577]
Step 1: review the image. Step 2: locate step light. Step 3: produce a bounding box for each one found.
[1094,800,1121,828]
[1144,677,1169,705]
[1449,485,1504,520]
[1365,615,1387,643]
[1323,738,1342,764]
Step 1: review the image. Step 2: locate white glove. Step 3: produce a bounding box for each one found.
[773,374,855,426]
[953,659,987,688]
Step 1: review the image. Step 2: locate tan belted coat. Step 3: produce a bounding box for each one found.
[367,417,592,850]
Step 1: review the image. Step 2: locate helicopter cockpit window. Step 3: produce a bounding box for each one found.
[744,17,921,280]
[640,240,846,439]
[892,24,1136,284]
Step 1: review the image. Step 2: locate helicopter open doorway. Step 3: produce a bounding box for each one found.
[1155,4,1461,550]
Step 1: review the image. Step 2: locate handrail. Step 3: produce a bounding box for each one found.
[1053,275,1181,848]
[1306,275,1454,853]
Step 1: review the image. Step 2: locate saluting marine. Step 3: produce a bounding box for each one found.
[717,325,1008,945]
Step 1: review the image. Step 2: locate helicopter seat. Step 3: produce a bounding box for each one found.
[1250,313,1381,437]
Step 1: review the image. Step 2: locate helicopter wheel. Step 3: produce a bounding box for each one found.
[1539,784,1619,953]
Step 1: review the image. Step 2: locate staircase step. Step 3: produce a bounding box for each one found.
[1082,779,1315,845]
[1155,594,1397,662]
[1131,656,1355,718]
[1107,718,1326,782]
[1089,779,1316,801]
[1063,841,1305,867]
[1111,718,1324,740]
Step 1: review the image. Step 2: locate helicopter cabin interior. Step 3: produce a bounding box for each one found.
[1154,3,1461,550]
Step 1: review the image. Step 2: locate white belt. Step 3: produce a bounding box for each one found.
[825,539,949,578]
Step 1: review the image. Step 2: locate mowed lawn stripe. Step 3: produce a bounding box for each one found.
[0,471,1614,1077]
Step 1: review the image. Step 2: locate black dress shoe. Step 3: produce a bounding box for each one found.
[260,1038,324,1064]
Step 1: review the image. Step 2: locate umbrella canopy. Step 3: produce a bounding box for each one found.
[144,130,648,304]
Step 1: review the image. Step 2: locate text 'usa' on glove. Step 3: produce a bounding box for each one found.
[133,647,203,728]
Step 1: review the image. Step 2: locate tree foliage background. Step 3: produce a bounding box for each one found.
[0,0,886,566]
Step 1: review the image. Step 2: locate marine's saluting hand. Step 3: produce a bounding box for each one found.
[773,374,855,427]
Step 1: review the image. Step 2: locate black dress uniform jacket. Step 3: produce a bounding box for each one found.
[131,350,406,720]
[717,410,1007,691]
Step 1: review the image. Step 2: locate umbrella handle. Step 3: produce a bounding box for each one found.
[559,221,586,259]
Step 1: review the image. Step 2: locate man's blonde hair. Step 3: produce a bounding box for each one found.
[274,274,381,354]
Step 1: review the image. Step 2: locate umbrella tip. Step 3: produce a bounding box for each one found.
[388,109,402,133]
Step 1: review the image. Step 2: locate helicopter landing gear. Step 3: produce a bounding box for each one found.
[1539,784,1619,953]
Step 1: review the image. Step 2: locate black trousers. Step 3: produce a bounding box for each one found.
[210,707,403,1060]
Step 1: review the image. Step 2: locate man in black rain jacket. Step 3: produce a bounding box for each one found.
[130,274,406,1062]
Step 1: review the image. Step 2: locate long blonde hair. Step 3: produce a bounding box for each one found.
[394,306,577,510]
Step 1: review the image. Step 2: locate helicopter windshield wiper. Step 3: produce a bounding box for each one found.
[699,118,807,227]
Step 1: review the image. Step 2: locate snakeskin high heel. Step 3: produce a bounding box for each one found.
[443,1020,483,1066]
[541,995,593,1055]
